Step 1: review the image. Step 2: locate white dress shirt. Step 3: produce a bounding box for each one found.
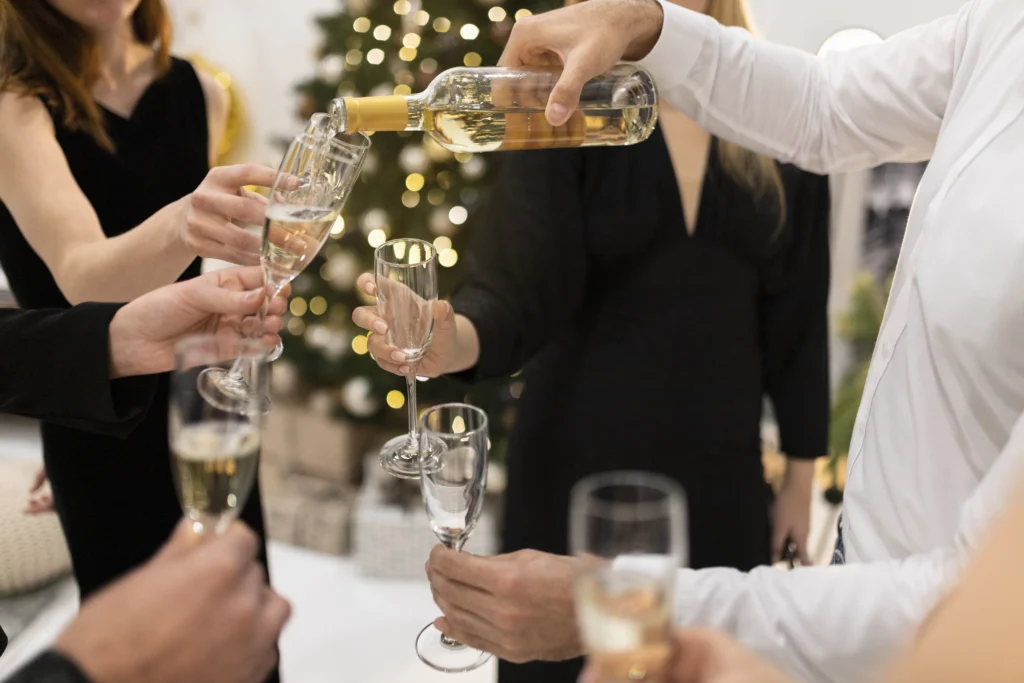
[623,0,1024,680]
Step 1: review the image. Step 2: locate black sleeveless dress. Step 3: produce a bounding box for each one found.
[0,59,274,662]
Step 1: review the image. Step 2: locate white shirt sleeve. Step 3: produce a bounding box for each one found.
[636,0,976,174]
[615,414,1024,683]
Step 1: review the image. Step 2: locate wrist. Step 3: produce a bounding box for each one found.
[107,308,139,379]
[782,458,816,491]
[623,0,664,60]
[445,312,481,374]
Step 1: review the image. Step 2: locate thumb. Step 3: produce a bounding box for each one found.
[547,54,591,126]
[434,300,455,333]
[186,279,264,318]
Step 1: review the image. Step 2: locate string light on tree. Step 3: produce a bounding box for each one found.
[433,17,451,32]
[413,9,430,25]
[463,52,482,67]
[514,9,532,20]
[460,23,480,40]
[393,0,412,15]
[368,228,387,247]
[373,24,392,40]
[353,17,371,32]
[366,48,385,65]
[448,206,468,225]
[403,33,421,48]
[399,47,417,61]
[488,7,506,21]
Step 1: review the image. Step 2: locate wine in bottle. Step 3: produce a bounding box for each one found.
[328,65,658,152]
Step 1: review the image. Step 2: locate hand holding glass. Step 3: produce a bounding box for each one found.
[570,472,687,682]
[416,403,492,673]
[198,130,369,412]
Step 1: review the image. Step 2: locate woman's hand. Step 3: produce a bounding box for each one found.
[772,460,815,564]
[25,466,54,514]
[351,272,456,378]
[179,164,283,266]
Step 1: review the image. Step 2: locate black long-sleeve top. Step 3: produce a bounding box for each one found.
[452,129,831,565]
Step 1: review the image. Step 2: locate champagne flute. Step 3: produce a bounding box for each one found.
[198,130,370,412]
[570,472,687,683]
[170,335,268,535]
[416,403,492,672]
[376,238,441,479]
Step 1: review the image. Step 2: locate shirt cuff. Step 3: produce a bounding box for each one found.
[8,649,94,683]
[636,0,714,94]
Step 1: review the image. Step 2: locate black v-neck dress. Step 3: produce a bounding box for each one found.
[453,128,831,683]
[0,59,273,664]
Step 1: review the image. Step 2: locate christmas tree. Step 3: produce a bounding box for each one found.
[277,0,550,461]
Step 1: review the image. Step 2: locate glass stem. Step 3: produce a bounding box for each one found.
[439,544,466,649]
[226,283,276,381]
[406,370,418,453]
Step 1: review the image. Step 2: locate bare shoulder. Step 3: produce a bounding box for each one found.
[0,90,53,138]
[194,67,229,121]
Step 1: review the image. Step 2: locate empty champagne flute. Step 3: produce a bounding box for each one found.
[170,335,268,535]
[198,130,370,412]
[416,403,492,672]
[375,238,440,478]
[570,472,687,683]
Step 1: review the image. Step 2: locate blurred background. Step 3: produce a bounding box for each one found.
[0,0,963,681]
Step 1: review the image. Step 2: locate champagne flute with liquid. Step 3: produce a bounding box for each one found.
[170,335,267,535]
[198,130,370,412]
[570,472,687,683]
[416,403,492,672]
[375,238,441,479]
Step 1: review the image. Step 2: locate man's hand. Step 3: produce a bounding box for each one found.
[772,460,814,564]
[55,521,290,683]
[580,628,794,683]
[108,266,287,378]
[499,0,664,126]
[426,547,582,663]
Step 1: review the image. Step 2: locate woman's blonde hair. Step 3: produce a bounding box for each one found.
[705,0,786,220]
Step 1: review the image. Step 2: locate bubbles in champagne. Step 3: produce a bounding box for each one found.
[172,422,261,532]
[262,203,338,290]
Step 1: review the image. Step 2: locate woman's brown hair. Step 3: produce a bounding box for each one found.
[0,0,171,152]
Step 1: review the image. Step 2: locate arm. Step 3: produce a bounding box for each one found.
[0,93,196,303]
[449,150,589,379]
[761,171,831,561]
[620,411,1024,683]
[636,0,975,174]
[0,305,155,436]
[196,67,230,166]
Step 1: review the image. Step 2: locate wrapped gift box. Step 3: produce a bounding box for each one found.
[353,456,499,579]
[261,465,356,556]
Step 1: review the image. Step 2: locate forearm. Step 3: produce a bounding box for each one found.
[636,0,969,174]
[670,554,961,683]
[444,313,482,374]
[782,458,816,489]
[56,199,195,304]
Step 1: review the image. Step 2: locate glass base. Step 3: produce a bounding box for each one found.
[266,341,284,363]
[415,623,491,673]
[196,367,271,415]
[379,433,443,479]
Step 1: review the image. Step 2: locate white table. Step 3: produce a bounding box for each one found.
[0,542,497,683]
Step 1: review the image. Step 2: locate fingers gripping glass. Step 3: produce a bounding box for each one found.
[569,472,687,683]
[416,403,493,672]
[375,238,442,479]
[197,131,370,413]
[170,335,267,536]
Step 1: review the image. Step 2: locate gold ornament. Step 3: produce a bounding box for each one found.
[189,55,243,163]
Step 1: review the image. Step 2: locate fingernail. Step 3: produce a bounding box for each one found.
[400,365,411,375]
[548,103,568,125]
[445,301,453,318]
[366,282,377,295]
[374,320,388,334]
[245,290,262,302]
[391,351,405,362]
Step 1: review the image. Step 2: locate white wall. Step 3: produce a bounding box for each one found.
[749,0,967,51]
[167,0,340,166]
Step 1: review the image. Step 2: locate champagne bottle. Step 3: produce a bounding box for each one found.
[328,64,658,152]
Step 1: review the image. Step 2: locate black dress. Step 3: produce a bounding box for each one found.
[453,129,830,683]
[0,60,275,677]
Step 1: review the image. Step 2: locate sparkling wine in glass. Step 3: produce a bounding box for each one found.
[416,403,492,672]
[198,130,370,412]
[375,238,441,479]
[170,335,267,535]
[570,472,687,683]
